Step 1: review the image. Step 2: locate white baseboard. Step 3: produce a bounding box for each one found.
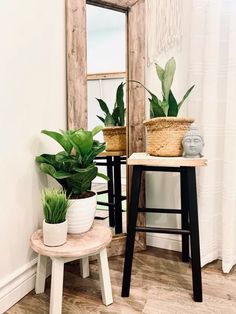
[0,258,51,314]
[147,233,182,252]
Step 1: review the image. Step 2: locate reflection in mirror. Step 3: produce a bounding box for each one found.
[86,4,127,235]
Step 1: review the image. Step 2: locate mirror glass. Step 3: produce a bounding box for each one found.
[86,4,127,235]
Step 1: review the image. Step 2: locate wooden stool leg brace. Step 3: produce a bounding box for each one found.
[35,249,113,314]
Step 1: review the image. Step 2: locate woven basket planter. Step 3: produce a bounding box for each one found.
[143,117,194,157]
[102,126,126,151]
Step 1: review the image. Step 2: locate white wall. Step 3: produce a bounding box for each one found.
[0,1,66,312]
[145,0,193,250]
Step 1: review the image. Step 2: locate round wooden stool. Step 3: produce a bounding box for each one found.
[30,222,113,314]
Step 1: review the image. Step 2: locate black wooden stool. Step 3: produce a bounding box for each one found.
[122,153,207,302]
[95,151,126,234]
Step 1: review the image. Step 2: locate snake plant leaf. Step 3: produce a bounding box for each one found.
[96,98,111,115]
[168,90,178,117]
[163,57,176,101]
[96,115,105,124]
[155,63,165,82]
[116,82,125,126]
[104,113,115,126]
[41,130,73,154]
[69,129,93,156]
[112,107,120,125]
[160,100,169,116]
[149,98,165,117]
[91,125,103,136]
[178,85,195,110]
[97,172,109,181]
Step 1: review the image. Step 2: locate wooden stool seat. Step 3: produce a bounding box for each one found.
[122,153,207,302]
[31,222,113,314]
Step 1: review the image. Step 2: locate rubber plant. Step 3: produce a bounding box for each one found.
[36,126,107,198]
[96,82,126,126]
[135,57,194,118]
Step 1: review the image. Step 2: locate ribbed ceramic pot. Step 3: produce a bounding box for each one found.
[66,192,97,234]
[43,219,67,247]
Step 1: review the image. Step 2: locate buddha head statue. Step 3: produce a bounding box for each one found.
[182,124,204,158]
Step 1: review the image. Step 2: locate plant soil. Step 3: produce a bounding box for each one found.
[71,191,95,199]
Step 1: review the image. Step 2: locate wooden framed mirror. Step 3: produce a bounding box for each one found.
[66,0,146,256]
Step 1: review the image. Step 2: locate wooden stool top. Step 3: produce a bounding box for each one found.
[30,222,112,258]
[127,153,207,167]
[99,150,126,157]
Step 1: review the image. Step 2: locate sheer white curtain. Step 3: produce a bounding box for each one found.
[187,0,236,273]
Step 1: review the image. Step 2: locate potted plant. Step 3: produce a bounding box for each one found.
[96,82,126,151]
[36,126,107,234]
[42,189,70,246]
[135,57,194,157]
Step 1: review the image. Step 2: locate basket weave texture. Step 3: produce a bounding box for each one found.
[143,117,194,157]
[102,126,126,151]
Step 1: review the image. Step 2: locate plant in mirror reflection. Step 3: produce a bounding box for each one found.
[96,82,126,126]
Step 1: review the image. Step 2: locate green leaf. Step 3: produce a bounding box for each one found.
[163,57,176,101]
[96,98,110,115]
[91,125,103,136]
[112,107,120,125]
[41,130,72,154]
[97,172,109,181]
[155,63,165,82]
[149,98,165,117]
[178,85,195,110]
[97,115,105,124]
[69,129,93,156]
[168,90,178,116]
[116,82,125,126]
[104,113,115,126]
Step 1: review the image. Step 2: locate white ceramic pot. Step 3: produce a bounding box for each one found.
[43,219,67,247]
[66,192,97,234]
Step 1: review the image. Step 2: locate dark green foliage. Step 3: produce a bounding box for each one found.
[36,126,107,197]
[96,82,126,126]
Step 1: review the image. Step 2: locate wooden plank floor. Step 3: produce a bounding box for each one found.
[6,247,236,314]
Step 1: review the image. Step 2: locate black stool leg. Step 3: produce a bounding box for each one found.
[114,156,122,234]
[187,167,202,302]
[107,156,115,227]
[122,165,142,297]
[180,167,189,262]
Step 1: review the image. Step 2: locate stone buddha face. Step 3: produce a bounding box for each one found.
[182,125,204,158]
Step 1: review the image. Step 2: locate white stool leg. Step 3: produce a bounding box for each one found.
[35,255,48,294]
[50,258,64,314]
[80,256,90,278]
[97,248,113,306]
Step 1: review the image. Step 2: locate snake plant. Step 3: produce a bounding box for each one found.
[135,57,194,118]
[36,126,107,198]
[96,82,126,126]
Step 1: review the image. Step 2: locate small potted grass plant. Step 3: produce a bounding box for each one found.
[42,189,70,247]
[36,126,107,234]
[135,57,194,157]
[96,82,126,151]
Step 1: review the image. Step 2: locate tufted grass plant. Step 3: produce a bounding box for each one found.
[42,189,70,224]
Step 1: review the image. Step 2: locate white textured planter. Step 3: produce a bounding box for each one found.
[43,219,67,247]
[67,192,97,234]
